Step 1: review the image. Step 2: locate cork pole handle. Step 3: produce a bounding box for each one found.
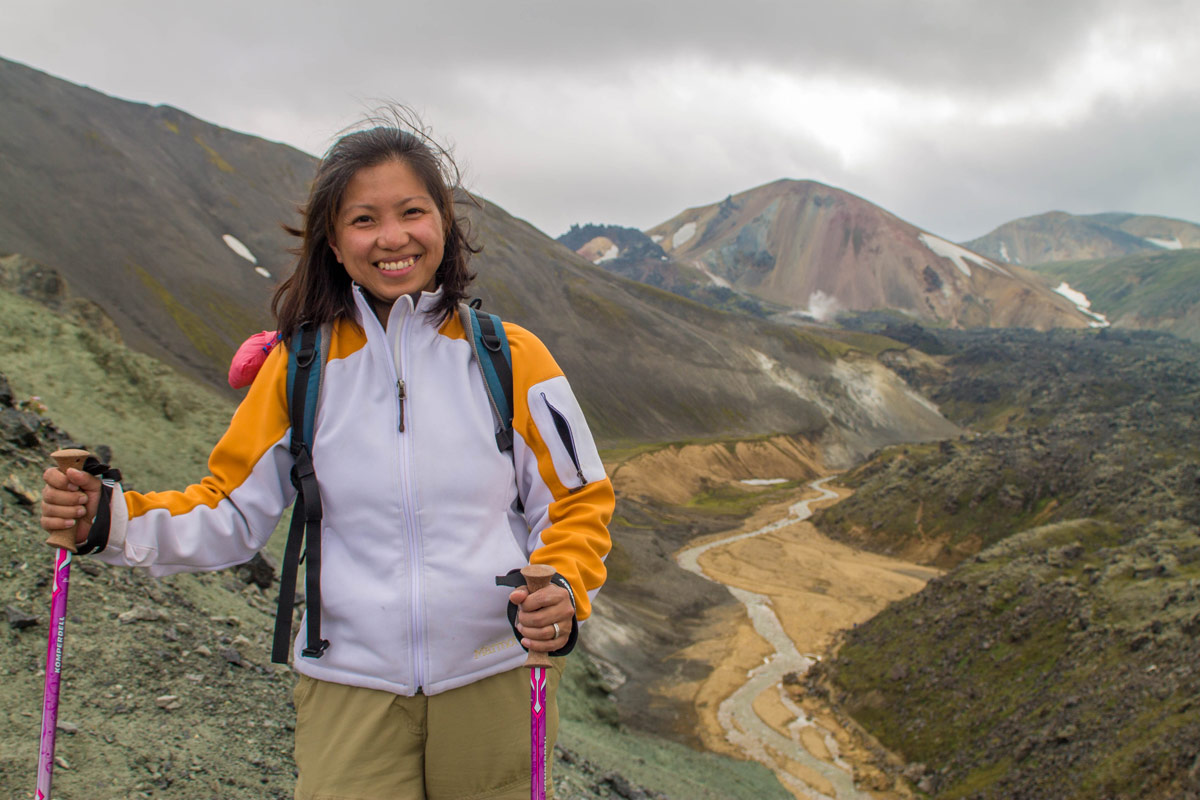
[45,449,91,553]
[520,564,556,668]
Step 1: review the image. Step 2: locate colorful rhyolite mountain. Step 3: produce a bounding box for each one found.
[586,179,1094,330]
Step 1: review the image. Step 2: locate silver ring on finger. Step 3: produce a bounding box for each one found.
[552,622,561,639]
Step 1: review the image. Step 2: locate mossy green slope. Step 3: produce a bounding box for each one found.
[809,324,1200,798]
[0,280,235,490]
[814,518,1200,799]
[1030,249,1200,343]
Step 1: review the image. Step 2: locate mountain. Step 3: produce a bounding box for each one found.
[0,57,314,384]
[634,179,1092,330]
[964,210,1200,265]
[0,56,956,461]
[1028,249,1200,343]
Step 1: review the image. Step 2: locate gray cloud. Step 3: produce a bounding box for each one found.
[2,0,1198,242]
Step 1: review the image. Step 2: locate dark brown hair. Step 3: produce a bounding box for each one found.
[273,111,479,338]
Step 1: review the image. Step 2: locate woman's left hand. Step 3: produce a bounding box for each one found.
[509,583,573,653]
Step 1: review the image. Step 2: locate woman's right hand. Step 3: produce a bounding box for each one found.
[40,467,101,545]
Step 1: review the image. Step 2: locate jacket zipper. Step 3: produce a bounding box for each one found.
[359,286,426,691]
[384,297,425,692]
[541,393,585,488]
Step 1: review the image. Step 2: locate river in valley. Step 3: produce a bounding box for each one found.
[675,478,935,800]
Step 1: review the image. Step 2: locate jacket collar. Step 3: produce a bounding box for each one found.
[352,284,445,329]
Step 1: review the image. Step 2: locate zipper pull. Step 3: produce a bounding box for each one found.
[397,379,406,432]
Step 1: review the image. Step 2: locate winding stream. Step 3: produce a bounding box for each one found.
[675,478,873,800]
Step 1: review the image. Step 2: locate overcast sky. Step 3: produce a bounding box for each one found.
[3,0,1198,242]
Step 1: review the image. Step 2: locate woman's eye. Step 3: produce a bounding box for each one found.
[404,207,424,217]
[352,215,372,225]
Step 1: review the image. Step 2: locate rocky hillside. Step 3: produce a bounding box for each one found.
[0,57,955,462]
[1029,249,1200,344]
[558,224,671,268]
[557,224,768,317]
[640,179,1092,331]
[803,323,1200,798]
[964,210,1200,265]
[815,325,1200,565]
[808,515,1200,799]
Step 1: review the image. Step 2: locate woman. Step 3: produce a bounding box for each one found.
[40,117,615,800]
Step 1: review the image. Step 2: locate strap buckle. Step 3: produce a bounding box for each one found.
[301,639,330,659]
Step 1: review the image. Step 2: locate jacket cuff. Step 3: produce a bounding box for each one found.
[75,459,122,556]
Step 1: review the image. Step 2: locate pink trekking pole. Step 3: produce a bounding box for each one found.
[520,564,556,800]
[36,448,90,799]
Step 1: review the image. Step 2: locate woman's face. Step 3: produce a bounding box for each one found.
[330,159,445,317]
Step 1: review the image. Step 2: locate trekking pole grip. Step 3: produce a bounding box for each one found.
[520,564,556,668]
[45,449,90,553]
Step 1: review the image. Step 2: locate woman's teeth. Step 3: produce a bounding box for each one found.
[377,256,417,271]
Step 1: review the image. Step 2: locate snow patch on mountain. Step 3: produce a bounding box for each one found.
[1145,236,1183,250]
[919,233,1010,277]
[222,234,258,264]
[1053,282,1110,328]
[596,244,620,263]
[671,222,697,249]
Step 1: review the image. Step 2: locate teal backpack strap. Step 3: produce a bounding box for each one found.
[460,301,515,452]
[273,321,332,663]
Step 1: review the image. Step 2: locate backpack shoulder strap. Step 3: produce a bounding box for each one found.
[459,302,515,452]
[284,322,330,450]
[273,321,333,663]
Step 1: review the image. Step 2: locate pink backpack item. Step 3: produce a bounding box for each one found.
[228,330,281,389]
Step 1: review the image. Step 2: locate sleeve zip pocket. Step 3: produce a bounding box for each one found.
[541,392,585,489]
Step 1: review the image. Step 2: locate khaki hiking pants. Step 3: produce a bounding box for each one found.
[293,662,563,800]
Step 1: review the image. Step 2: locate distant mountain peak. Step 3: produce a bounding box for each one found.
[964,210,1200,265]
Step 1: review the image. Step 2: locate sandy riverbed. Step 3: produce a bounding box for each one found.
[660,483,941,799]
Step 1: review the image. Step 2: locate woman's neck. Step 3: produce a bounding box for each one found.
[368,294,393,328]
[365,288,433,328]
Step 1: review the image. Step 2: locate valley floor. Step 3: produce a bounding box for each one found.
[661,480,939,799]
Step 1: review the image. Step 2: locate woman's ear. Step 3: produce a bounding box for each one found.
[329,239,343,264]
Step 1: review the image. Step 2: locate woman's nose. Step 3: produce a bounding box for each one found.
[377,218,408,248]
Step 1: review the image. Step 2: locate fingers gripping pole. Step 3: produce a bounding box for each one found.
[520,564,556,669]
[37,449,90,799]
[521,564,555,800]
[44,449,88,553]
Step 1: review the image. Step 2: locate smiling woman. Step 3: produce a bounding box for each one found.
[38,109,616,800]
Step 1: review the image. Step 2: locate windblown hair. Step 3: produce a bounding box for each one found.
[272,110,480,338]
